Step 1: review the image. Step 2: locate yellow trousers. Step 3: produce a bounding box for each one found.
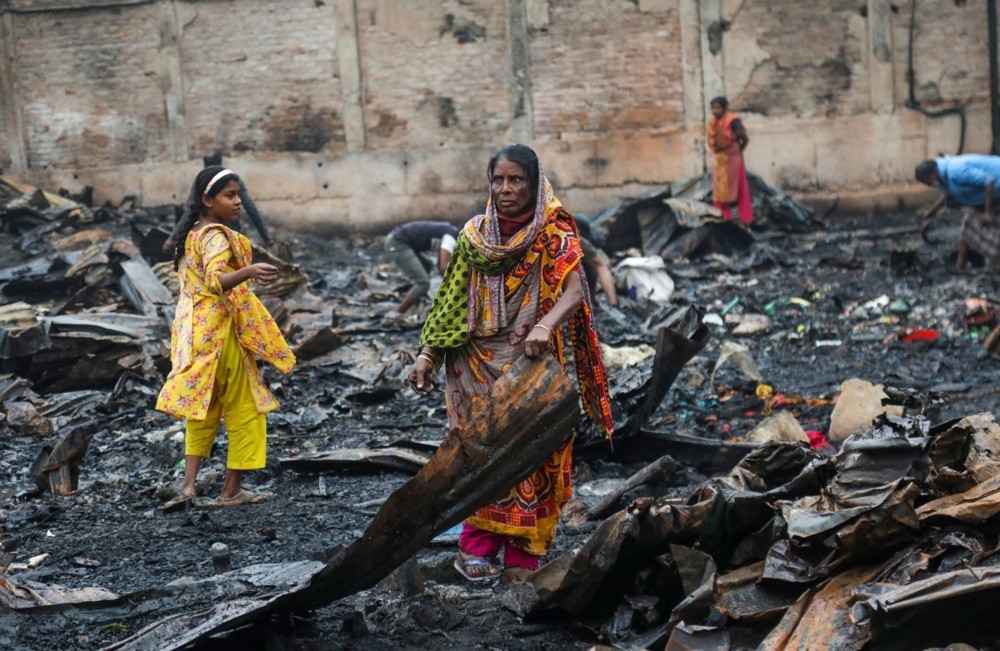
[185,323,267,470]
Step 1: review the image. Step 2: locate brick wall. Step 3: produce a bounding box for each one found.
[724,0,871,118]
[892,0,995,107]
[0,0,996,229]
[10,4,171,168]
[357,0,510,150]
[180,0,346,156]
[0,73,10,170]
[528,0,684,137]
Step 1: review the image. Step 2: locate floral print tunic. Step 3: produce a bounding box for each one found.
[156,225,295,420]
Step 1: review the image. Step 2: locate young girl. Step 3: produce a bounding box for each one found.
[157,166,296,508]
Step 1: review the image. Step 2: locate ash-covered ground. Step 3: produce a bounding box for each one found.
[0,205,997,650]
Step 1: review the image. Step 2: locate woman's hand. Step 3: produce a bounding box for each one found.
[408,350,436,393]
[524,324,552,358]
[248,263,279,286]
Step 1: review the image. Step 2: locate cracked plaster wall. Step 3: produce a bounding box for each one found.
[0,0,996,231]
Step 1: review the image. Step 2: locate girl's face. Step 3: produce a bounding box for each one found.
[710,103,725,119]
[202,180,242,222]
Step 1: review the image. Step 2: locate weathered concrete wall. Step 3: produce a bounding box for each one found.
[0,0,995,232]
[709,0,995,195]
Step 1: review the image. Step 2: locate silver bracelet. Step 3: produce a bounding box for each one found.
[532,323,554,338]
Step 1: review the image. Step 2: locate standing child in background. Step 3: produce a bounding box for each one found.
[157,166,296,508]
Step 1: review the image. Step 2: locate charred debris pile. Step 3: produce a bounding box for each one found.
[0,174,997,650]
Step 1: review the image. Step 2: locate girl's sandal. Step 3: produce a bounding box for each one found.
[454,553,500,581]
[163,487,197,511]
[217,490,273,507]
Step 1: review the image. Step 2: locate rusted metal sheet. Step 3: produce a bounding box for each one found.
[119,258,172,316]
[576,308,709,450]
[103,562,325,651]
[286,354,579,607]
[585,454,677,521]
[925,412,1000,494]
[293,326,343,361]
[248,244,305,298]
[0,574,118,611]
[758,564,877,651]
[860,567,1000,651]
[623,313,710,437]
[714,561,802,623]
[279,445,433,475]
[516,444,827,620]
[34,420,96,496]
[761,418,929,584]
[917,473,1000,524]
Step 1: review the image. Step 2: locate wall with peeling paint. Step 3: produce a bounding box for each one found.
[0,0,995,232]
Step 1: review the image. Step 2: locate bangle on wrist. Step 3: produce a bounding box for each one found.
[532,323,554,338]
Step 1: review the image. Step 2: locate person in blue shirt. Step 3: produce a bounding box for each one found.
[916,155,1000,268]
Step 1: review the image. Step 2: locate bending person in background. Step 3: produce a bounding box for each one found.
[384,220,460,318]
[707,96,753,225]
[574,213,619,307]
[408,144,614,584]
[163,151,273,255]
[916,155,1000,268]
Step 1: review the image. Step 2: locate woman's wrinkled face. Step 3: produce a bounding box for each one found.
[491,158,533,217]
[710,102,725,119]
[202,180,242,222]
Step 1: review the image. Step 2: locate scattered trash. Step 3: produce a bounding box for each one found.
[34,420,96,496]
[0,173,993,650]
[900,327,941,343]
[613,256,675,304]
[728,313,772,336]
[828,378,904,442]
[108,355,580,647]
[211,543,231,575]
[711,340,763,386]
[598,343,656,369]
[744,411,808,444]
[509,411,1000,649]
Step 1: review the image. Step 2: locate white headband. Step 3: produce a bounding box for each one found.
[203,169,234,196]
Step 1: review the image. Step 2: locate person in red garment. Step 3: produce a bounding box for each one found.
[708,96,753,225]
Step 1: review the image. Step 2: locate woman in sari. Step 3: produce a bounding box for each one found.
[409,144,614,584]
[708,96,753,225]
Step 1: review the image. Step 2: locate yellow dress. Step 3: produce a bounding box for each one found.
[156,225,295,421]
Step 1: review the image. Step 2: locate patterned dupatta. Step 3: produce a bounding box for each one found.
[420,167,614,438]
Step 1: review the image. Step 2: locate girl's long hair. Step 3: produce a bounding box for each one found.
[173,166,239,271]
